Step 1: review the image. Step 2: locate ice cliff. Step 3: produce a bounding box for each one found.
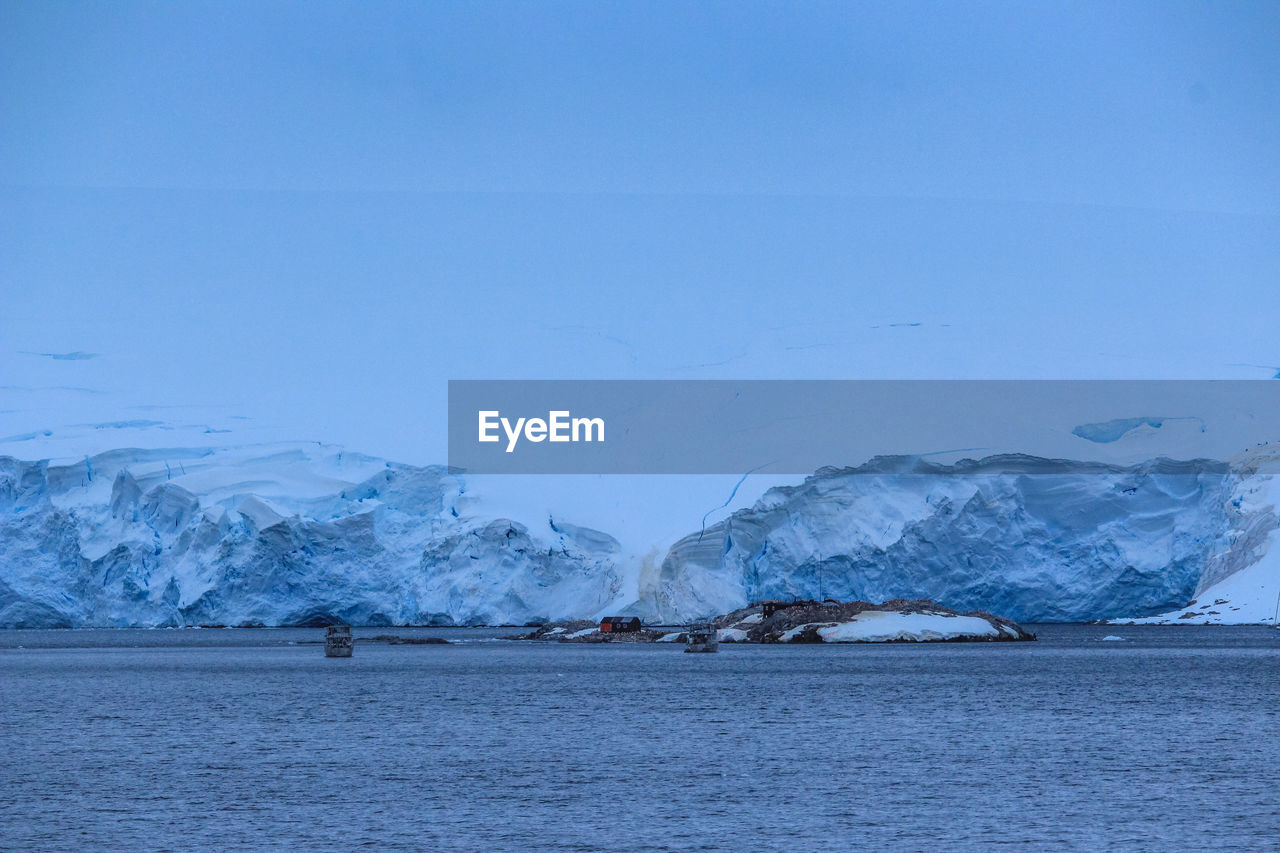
[2,445,1279,627]
[652,453,1280,623]
[0,445,626,627]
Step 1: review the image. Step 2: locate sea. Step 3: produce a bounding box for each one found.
[2,624,1278,851]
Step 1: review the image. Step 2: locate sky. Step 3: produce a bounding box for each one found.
[2,0,1279,466]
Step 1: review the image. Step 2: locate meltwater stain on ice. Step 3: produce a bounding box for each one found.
[88,420,165,430]
[0,429,54,443]
[1072,416,1205,443]
[21,350,99,360]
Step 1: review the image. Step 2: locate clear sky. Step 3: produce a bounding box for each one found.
[2,1,1278,463]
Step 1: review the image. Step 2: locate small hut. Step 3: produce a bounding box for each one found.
[760,599,819,619]
[599,616,642,634]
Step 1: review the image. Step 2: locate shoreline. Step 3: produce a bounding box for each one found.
[2,620,1279,631]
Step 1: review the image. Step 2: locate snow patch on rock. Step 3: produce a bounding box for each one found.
[780,611,1002,643]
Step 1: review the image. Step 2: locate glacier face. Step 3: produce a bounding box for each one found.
[3,446,1279,627]
[0,446,625,628]
[653,455,1252,623]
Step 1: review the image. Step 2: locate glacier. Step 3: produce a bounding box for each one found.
[2,444,1279,627]
[0,444,627,628]
[652,451,1280,623]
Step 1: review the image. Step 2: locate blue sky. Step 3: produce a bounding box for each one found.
[2,1,1278,462]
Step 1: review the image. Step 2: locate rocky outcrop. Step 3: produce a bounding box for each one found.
[710,599,1034,643]
[520,599,1034,644]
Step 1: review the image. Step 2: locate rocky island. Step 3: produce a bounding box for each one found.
[520,599,1036,644]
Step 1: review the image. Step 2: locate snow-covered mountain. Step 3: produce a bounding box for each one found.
[3,442,1278,627]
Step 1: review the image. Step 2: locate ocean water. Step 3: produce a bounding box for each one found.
[2,625,1279,851]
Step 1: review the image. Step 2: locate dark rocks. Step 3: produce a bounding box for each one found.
[520,599,1036,644]
[518,620,669,643]
[360,635,449,645]
[716,598,1036,643]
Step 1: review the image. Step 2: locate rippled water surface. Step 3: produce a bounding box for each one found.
[3,625,1279,851]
